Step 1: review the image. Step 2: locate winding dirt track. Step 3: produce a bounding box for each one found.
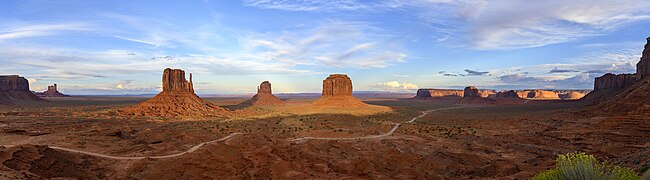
[2,107,462,160]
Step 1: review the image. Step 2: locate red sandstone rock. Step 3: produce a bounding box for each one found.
[463,86,480,98]
[496,90,518,98]
[413,89,464,99]
[526,90,559,99]
[636,37,650,80]
[239,81,285,107]
[36,84,68,97]
[313,74,366,107]
[594,73,637,90]
[121,68,228,117]
[559,92,586,100]
[0,75,43,105]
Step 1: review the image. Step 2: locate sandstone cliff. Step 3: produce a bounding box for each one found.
[0,75,43,105]
[238,81,285,107]
[120,68,228,117]
[413,89,464,99]
[594,73,637,90]
[636,37,650,80]
[313,74,366,107]
[495,90,519,98]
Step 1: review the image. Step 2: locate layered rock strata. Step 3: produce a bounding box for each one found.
[312,74,366,107]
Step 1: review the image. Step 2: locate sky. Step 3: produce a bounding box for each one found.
[1,0,650,95]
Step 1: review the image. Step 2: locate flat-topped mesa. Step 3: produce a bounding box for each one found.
[36,84,68,97]
[0,75,30,91]
[0,75,43,105]
[239,81,285,107]
[414,89,464,99]
[526,90,560,99]
[321,74,353,97]
[636,37,650,80]
[120,68,227,117]
[496,90,519,98]
[162,68,194,93]
[594,73,637,90]
[313,74,366,107]
[463,86,480,98]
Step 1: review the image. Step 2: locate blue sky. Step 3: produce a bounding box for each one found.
[1,0,649,95]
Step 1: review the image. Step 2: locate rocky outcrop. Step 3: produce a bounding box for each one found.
[559,92,586,100]
[463,86,480,98]
[238,81,285,107]
[594,73,637,90]
[313,74,366,107]
[636,37,650,80]
[496,90,519,98]
[0,75,43,105]
[120,68,228,117]
[413,89,464,99]
[526,90,559,99]
[36,84,68,97]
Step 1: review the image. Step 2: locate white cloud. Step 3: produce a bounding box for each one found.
[242,21,407,68]
[0,23,89,41]
[374,81,419,92]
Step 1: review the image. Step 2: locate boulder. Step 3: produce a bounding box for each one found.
[413,89,464,99]
[0,75,43,105]
[594,73,637,90]
[463,86,480,98]
[120,68,228,117]
[238,81,285,107]
[313,74,366,107]
[636,37,650,80]
[36,84,68,97]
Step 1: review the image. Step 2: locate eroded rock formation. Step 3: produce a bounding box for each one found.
[120,68,228,117]
[636,37,650,80]
[594,73,637,90]
[526,90,560,99]
[496,90,519,98]
[559,92,586,100]
[238,81,285,107]
[463,86,480,98]
[36,84,68,97]
[0,75,43,105]
[413,89,464,99]
[313,74,366,107]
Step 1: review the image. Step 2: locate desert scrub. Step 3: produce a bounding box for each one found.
[532,152,639,180]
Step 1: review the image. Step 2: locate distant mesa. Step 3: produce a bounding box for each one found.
[413,89,464,99]
[120,68,228,117]
[238,81,285,107]
[495,90,519,98]
[35,84,68,97]
[463,86,480,98]
[312,74,367,107]
[0,75,43,105]
[559,91,586,100]
[526,90,560,100]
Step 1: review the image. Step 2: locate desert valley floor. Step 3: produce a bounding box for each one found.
[0,96,648,179]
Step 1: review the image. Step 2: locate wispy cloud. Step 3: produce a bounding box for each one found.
[0,23,90,41]
[242,21,407,69]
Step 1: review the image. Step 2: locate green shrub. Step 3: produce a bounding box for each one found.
[531,152,639,180]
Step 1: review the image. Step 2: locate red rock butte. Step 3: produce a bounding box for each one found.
[312,74,366,107]
[0,75,43,105]
[238,81,285,107]
[36,84,68,97]
[121,68,228,117]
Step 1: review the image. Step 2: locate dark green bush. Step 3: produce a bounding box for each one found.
[532,152,639,180]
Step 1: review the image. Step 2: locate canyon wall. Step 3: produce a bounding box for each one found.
[594,73,637,90]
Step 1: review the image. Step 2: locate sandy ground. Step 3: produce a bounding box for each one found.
[0,96,648,179]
